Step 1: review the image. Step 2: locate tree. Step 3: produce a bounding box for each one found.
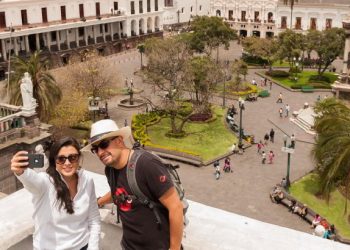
[189,16,237,62]
[305,29,321,60]
[144,37,193,136]
[185,56,221,114]
[66,50,117,100]
[277,30,303,69]
[313,98,350,214]
[137,43,145,69]
[313,28,345,76]
[231,60,248,91]
[241,36,279,72]
[8,50,62,121]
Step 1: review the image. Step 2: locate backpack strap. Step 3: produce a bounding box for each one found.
[105,166,122,223]
[127,149,162,226]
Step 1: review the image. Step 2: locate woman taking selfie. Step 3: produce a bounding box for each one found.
[11,137,100,250]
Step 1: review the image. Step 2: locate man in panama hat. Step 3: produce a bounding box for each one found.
[84,119,183,250]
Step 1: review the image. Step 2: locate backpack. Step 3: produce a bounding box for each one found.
[105,146,189,227]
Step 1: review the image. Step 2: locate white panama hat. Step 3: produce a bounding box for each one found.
[82,119,131,151]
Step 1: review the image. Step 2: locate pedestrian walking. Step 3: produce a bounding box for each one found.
[124,119,128,127]
[264,133,269,145]
[262,151,266,164]
[252,79,257,86]
[257,140,264,154]
[264,78,268,86]
[268,150,275,164]
[269,80,272,90]
[285,104,290,117]
[283,134,288,147]
[317,95,321,102]
[276,92,283,103]
[279,108,283,118]
[290,134,296,148]
[269,129,275,143]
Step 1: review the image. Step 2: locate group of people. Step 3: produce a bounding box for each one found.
[257,129,276,164]
[213,157,233,180]
[251,77,273,90]
[278,104,290,118]
[10,119,184,250]
[311,214,336,240]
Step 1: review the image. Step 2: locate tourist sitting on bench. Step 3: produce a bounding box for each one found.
[311,214,321,229]
[323,224,336,240]
[270,186,284,203]
[288,199,297,212]
[293,204,308,218]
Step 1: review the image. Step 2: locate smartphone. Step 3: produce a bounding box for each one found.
[28,154,44,168]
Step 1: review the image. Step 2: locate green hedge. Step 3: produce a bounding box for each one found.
[308,75,331,83]
[242,53,268,66]
[266,70,290,78]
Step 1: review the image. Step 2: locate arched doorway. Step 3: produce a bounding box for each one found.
[154,16,160,32]
[239,30,247,37]
[139,18,145,35]
[147,17,153,33]
[266,32,274,38]
[252,31,260,37]
[131,20,137,36]
[268,12,274,23]
[216,10,221,17]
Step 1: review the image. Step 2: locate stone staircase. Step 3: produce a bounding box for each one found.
[291,107,316,135]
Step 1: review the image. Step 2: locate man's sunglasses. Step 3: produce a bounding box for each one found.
[56,154,80,165]
[91,137,117,154]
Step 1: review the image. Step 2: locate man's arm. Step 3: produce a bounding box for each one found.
[97,191,113,208]
[159,187,183,250]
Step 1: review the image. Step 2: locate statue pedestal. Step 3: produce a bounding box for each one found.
[21,106,36,117]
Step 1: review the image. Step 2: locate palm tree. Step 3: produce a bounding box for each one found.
[283,0,298,29]
[8,50,62,121]
[137,43,145,69]
[313,98,350,214]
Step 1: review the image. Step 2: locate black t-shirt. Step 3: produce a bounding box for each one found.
[114,152,173,250]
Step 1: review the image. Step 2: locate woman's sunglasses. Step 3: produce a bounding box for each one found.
[56,154,80,165]
[91,137,117,154]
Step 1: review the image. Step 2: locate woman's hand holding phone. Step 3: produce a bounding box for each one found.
[10,151,29,176]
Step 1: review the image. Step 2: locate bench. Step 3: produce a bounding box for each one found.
[301,86,314,93]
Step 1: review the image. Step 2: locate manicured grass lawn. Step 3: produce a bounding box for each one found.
[147,106,237,161]
[270,71,337,88]
[290,173,350,238]
[272,61,290,67]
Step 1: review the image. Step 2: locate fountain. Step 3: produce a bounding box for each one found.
[118,77,146,108]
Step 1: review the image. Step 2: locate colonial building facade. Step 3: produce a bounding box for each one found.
[0,0,166,77]
[211,0,350,38]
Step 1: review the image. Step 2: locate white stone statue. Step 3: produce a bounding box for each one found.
[20,72,36,110]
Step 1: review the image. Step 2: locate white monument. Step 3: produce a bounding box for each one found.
[20,72,37,116]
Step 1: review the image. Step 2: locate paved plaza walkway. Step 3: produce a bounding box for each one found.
[2,40,341,248]
[78,42,334,235]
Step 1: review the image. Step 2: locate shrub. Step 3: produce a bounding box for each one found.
[289,67,302,74]
[266,70,290,78]
[290,84,302,89]
[309,82,332,89]
[228,83,258,96]
[242,53,268,66]
[309,75,331,83]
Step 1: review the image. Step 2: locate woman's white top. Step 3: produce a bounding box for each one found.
[17,168,101,250]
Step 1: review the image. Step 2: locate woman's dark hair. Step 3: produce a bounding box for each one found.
[47,137,81,214]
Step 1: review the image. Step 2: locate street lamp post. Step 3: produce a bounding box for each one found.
[238,98,245,148]
[282,135,296,188]
[88,96,101,122]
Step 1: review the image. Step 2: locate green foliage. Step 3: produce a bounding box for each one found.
[9,50,62,121]
[227,83,258,96]
[266,70,290,78]
[132,112,162,144]
[188,16,237,54]
[313,98,350,213]
[290,173,350,238]
[276,30,304,67]
[309,74,331,83]
[241,53,268,65]
[289,67,301,74]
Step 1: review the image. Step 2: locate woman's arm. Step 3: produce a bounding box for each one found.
[11,151,45,195]
[87,179,101,250]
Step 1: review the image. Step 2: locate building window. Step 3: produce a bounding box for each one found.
[51,31,57,42]
[0,12,6,28]
[114,2,118,10]
[241,11,246,22]
[105,24,108,32]
[254,11,260,22]
[147,0,151,12]
[96,2,100,16]
[295,17,301,29]
[41,8,48,23]
[281,16,287,29]
[228,10,233,20]
[310,18,317,30]
[21,9,28,25]
[100,24,103,34]
[139,1,143,13]
[155,0,158,11]
[199,5,202,11]
[191,6,193,12]
[61,6,66,21]
[131,1,135,14]
[326,18,332,29]
[164,0,173,7]
[268,12,273,23]
[78,27,84,37]
[79,4,84,18]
